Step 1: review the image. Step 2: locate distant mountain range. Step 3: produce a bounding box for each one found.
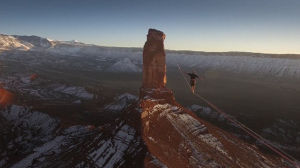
[1,34,300,58]
[1,34,300,77]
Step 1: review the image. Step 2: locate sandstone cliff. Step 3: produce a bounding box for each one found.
[139,28,287,168]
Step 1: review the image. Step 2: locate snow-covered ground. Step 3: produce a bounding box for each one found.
[0,93,143,168]
[52,84,93,99]
[107,58,142,72]
[141,100,285,167]
[10,121,140,168]
[261,119,300,152]
[1,34,300,77]
[0,105,60,167]
[189,104,300,156]
[104,93,138,112]
[0,74,94,102]
[167,53,300,78]
[150,103,228,160]
[189,104,227,122]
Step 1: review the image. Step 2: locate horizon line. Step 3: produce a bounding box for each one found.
[4,33,300,55]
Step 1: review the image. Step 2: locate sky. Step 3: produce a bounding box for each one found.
[1,0,300,54]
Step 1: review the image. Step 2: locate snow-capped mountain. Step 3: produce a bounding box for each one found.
[0,34,33,50]
[13,35,53,48]
[0,34,92,53]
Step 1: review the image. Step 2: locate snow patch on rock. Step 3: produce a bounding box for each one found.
[1,105,59,142]
[52,85,93,99]
[107,58,141,72]
[0,34,33,50]
[104,93,138,112]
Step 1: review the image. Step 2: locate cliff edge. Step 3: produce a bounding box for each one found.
[139,29,286,168]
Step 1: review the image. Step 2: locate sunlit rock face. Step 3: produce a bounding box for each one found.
[142,29,167,89]
[139,29,286,168]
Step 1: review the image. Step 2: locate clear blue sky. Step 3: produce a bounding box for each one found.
[1,0,300,54]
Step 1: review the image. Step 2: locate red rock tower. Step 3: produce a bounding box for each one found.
[142,29,167,88]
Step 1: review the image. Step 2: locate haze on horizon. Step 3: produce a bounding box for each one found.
[1,0,300,54]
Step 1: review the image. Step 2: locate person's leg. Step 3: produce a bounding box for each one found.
[191,85,195,94]
[190,79,196,94]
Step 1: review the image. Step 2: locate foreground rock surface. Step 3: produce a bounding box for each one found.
[140,90,286,167]
[0,94,289,168]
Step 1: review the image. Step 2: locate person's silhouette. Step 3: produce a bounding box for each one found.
[185,71,203,94]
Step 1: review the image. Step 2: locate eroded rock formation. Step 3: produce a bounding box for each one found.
[139,29,287,167]
[140,29,174,103]
[142,29,167,89]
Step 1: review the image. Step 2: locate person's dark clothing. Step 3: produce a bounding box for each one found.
[190,79,196,86]
[186,72,201,94]
[187,73,199,87]
[187,73,199,80]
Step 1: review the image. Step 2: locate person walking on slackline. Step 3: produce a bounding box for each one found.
[185,71,203,94]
